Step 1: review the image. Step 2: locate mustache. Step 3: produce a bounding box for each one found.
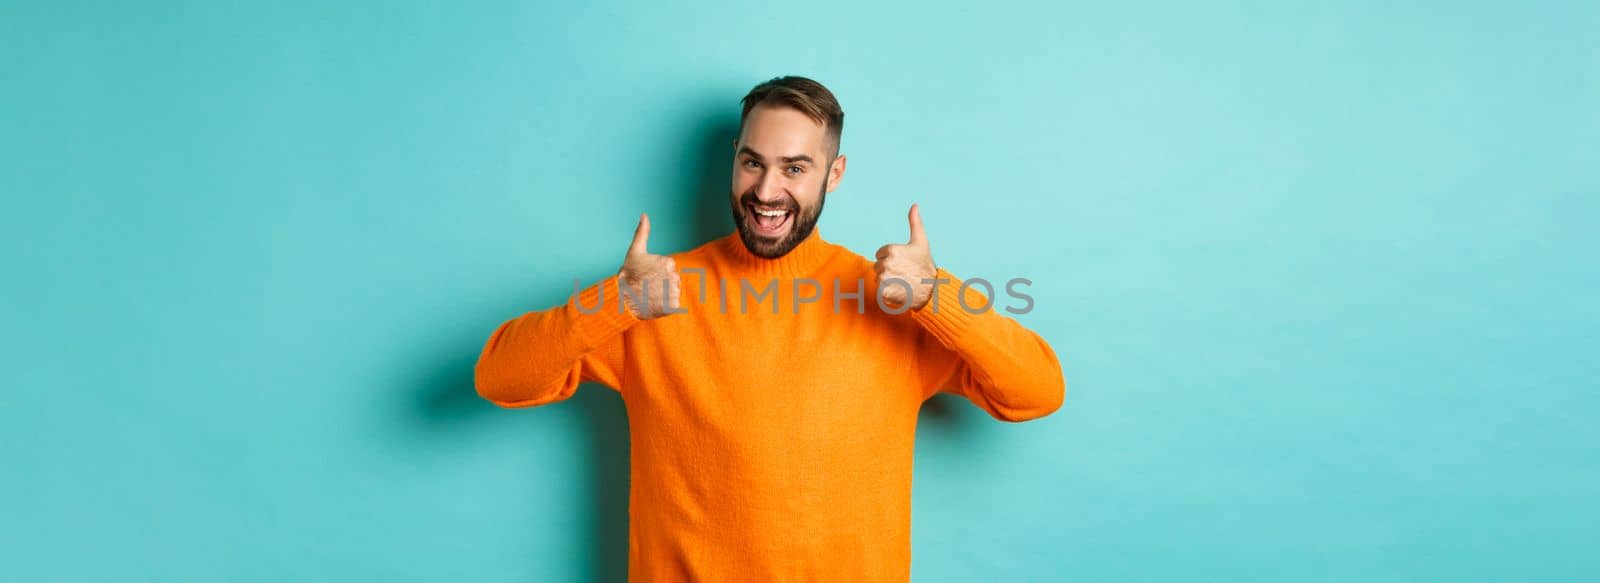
[739,192,797,213]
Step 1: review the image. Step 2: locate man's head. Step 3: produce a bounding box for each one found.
[730,76,847,258]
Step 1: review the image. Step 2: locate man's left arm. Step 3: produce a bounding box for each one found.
[908,268,1066,422]
[874,204,1065,422]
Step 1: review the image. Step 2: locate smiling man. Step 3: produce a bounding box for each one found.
[475,75,1066,581]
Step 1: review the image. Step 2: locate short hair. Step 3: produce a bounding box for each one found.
[739,76,845,157]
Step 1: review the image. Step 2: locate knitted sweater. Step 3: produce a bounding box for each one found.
[474,228,1065,581]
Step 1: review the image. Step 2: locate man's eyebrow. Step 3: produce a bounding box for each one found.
[738,146,815,165]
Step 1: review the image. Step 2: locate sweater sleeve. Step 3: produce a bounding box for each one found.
[474,275,639,408]
[910,268,1066,422]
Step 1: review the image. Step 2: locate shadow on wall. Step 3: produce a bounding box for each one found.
[405,97,980,583]
[684,103,739,245]
[409,352,629,583]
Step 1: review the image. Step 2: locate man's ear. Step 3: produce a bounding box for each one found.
[825,154,847,193]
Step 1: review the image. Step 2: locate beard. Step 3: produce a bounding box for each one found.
[730,177,827,259]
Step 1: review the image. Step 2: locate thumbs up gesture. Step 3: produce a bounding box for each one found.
[873,204,937,310]
[619,213,682,319]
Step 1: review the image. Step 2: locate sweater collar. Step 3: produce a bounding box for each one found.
[715,227,835,279]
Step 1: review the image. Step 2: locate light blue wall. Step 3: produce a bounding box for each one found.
[3,1,1596,581]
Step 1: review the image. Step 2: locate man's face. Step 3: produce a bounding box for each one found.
[730,104,845,258]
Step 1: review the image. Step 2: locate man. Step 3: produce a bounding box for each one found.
[475,76,1065,581]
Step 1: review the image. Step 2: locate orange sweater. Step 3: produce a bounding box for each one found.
[474,229,1065,581]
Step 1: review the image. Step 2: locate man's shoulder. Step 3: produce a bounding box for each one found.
[820,241,874,271]
[661,237,726,272]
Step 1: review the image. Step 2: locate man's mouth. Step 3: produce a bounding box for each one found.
[747,204,792,236]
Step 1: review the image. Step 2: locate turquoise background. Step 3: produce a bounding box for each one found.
[3,1,1596,581]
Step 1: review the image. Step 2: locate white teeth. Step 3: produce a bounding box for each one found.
[755,208,788,217]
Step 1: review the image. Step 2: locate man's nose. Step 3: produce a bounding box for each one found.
[754,170,785,203]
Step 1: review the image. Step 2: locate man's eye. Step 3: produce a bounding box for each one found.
[787,165,803,174]
[744,159,761,169]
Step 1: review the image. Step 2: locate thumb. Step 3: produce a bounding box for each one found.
[629,213,651,256]
[907,204,928,246]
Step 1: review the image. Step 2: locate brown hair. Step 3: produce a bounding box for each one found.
[739,76,845,156]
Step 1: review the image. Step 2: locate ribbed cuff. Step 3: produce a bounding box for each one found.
[909,268,986,346]
[567,275,640,349]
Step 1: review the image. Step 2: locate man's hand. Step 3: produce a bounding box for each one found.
[619,213,682,319]
[874,204,938,311]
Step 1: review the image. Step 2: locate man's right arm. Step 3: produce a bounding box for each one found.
[474,276,637,408]
[474,213,680,408]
